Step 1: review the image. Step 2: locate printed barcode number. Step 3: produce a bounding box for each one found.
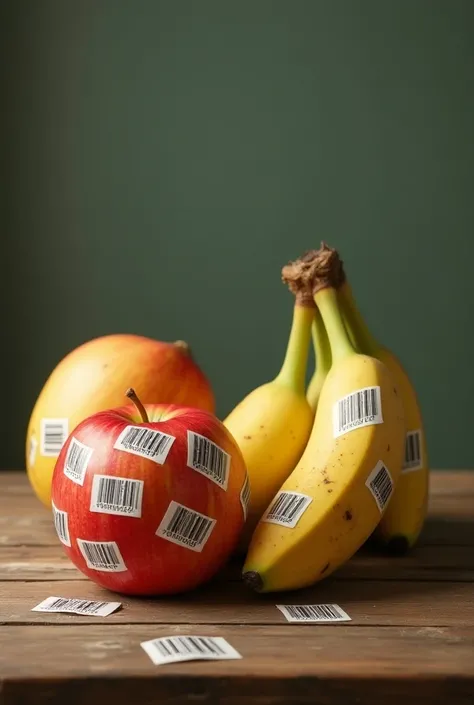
[77,539,127,572]
[140,635,242,665]
[262,491,312,529]
[40,418,69,457]
[276,604,351,623]
[32,596,121,617]
[52,502,71,546]
[63,437,94,486]
[156,501,216,552]
[403,430,423,472]
[114,425,175,465]
[240,474,251,520]
[333,386,383,438]
[366,461,394,513]
[187,431,231,490]
[90,475,144,518]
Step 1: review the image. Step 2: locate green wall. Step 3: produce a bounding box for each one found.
[2,0,474,470]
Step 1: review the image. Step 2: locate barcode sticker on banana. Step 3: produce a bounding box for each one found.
[366,460,394,513]
[141,635,242,666]
[77,539,128,572]
[402,430,423,473]
[333,386,383,438]
[32,596,122,617]
[276,604,351,623]
[262,491,312,529]
[90,474,144,518]
[40,418,69,457]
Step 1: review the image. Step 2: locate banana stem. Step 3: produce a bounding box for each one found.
[306,307,332,409]
[338,282,380,357]
[314,287,355,362]
[274,303,315,393]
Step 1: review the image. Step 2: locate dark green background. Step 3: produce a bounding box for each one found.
[2,1,474,470]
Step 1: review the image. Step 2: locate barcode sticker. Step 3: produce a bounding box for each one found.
[333,386,383,438]
[402,430,423,473]
[240,475,251,520]
[77,539,127,572]
[140,636,242,666]
[156,501,216,552]
[276,604,351,623]
[40,418,69,457]
[32,596,121,617]
[90,474,144,518]
[187,431,231,490]
[52,502,71,547]
[114,425,175,465]
[262,491,312,529]
[63,437,94,486]
[29,435,38,467]
[366,460,394,512]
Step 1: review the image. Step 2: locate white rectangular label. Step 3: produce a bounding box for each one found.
[333,386,383,438]
[40,418,69,457]
[140,636,242,666]
[90,474,144,518]
[63,437,94,486]
[402,429,423,473]
[77,539,127,572]
[240,474,251,520]
[156,501,216,552]
[29,435,38,467]
[52,502,71,547]
[262,491,312,529]
[366,460,394,512]
[114,425,175,465]
[187,431,231,490]
[32,596,122,617]
[276,604,351,623]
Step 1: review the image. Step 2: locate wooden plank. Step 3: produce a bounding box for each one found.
[0,625,473,705]
[0,577,473,627]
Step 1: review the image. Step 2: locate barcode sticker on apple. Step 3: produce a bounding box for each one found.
[90,475,144,518]
[276,604,351,623]
[114,425,175,465]
[156,501,216,552]
[77,539,127,572]
[402,430,423,473]
[333,386,383,438]
[262,491,312,529]
[140,635,242,666]
[240,474,251,520]
[63,437,94,486]
[366,460,394,512]
[32,596,122,617]
[187,431,231,490]
[40,418,69,456]
[29,435,38,467]
[52,502,71,547]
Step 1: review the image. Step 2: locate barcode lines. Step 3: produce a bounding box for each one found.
[263,491,312,528]
[156,501,216,552]
[114,425,175,464]
[333,386,383,437]
[187,431,231,490]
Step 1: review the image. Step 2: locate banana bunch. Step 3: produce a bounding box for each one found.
[224,243,429,593]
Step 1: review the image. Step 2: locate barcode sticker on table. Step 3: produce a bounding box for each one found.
[366,460,394,512]
[262,491,312,529]
[240,474,251,520]
[63,437,94,486]
[333,386,383,438]
[156,501,216,552]
[90,474,144,518]
[402,430,423,473]
[52,502,71,546]
[114,425,175,465]
[40,418,69,456]
[32,596,122,617]
[77,539,127,572]
[140,635,242,666]
[187,431,231,490]
[276,604,351,623]
[29,435,38,467]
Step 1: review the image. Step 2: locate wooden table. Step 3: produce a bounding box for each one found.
[0,470,473,705]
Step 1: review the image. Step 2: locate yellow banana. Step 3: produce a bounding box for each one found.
[338,278,429,553]
[242,264,405,593]
[224,265,315,551]
[306,306,332,411]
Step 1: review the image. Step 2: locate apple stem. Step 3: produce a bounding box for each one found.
[125,388,149,423]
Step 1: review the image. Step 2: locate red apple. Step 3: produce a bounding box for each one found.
[50,389,250,596]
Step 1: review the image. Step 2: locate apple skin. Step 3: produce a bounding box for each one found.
[50,402,248,596]
[27,334,215,508]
